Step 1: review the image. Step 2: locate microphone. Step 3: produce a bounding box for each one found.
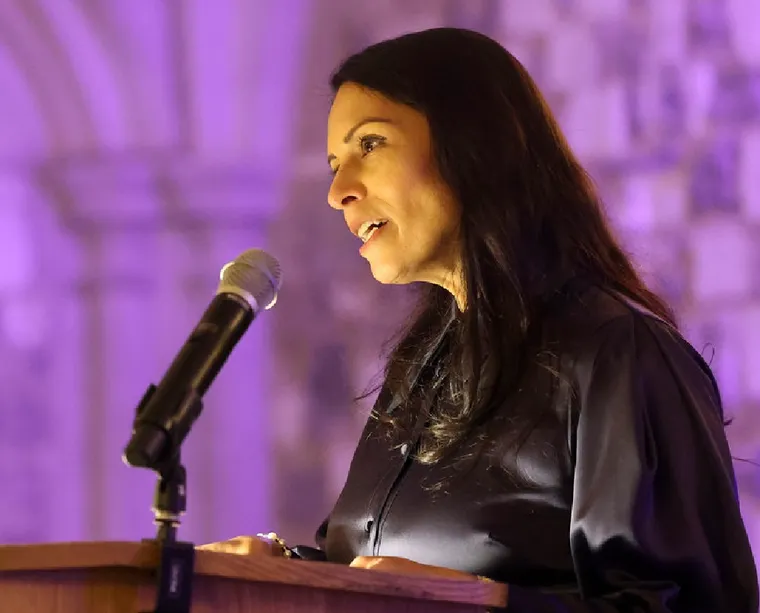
[122,248,282,470]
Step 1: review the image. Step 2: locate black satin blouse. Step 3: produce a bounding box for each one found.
[312,288,759,612]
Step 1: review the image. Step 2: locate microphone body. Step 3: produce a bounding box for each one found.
[123,249,281,470]
[161,292,254,399]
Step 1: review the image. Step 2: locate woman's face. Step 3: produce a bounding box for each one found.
[327,83,462,294]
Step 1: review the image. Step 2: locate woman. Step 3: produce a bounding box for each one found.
[203,28,759,611]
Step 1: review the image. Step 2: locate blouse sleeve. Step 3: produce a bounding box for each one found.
[505,315,759,612]
[287,516,330,561]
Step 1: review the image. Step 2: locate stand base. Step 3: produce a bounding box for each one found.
[140,538,195,613]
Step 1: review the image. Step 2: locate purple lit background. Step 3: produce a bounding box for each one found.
[0,0,758,574]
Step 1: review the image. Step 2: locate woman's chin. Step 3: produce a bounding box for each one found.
[368,260,407,285]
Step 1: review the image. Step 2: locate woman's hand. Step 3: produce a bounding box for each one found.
[350,555,485,581]
[196,534,284,557]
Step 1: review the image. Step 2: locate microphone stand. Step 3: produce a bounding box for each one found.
[126,384,201,613]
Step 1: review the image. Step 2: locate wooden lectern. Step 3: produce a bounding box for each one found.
[0,541,507,612]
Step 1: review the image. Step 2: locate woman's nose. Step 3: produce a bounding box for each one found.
[328,169,367,210]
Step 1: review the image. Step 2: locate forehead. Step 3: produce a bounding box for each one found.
[327,83,421,145]
[329,83,392,120]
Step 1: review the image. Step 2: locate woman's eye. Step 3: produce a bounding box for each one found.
[328,135,385,176]
[359,135,385,155]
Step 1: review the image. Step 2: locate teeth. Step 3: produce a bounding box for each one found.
[358,220,387,242]
[363,225,380,243]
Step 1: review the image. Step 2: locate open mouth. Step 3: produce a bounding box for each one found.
[358,220,388,243]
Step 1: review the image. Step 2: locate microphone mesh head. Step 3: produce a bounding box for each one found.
[217,249,282,312]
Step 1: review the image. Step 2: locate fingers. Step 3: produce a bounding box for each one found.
[349,556,410,571]
[350,556,483,581]
[196,535,279,556]
[349,555,376,569]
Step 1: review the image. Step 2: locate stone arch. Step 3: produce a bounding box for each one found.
[0,1,129,157]
[0,0,320,543]
[0,42,46,160]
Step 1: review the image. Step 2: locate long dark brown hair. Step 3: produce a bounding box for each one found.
[330,28,675,464]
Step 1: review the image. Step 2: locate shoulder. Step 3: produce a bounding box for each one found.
[546,285,688,360]
[547,286,724,421]
[543,285,668,344]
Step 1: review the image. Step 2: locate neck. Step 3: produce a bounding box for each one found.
[440,264,466,312]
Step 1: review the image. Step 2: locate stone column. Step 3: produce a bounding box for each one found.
[48,158,166,542]
[79,228,162,541]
